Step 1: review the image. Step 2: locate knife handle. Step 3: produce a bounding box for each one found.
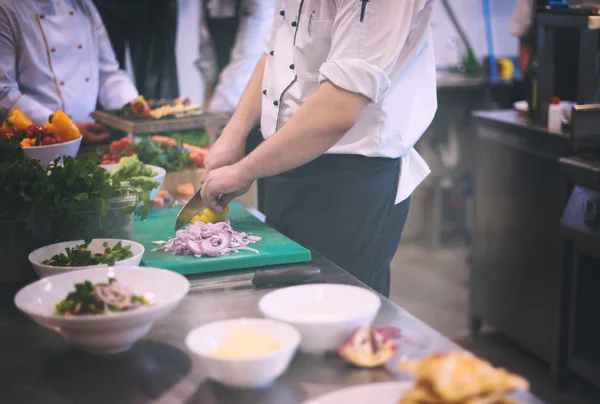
[252,266,321,288]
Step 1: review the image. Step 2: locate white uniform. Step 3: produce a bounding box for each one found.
[261,0,437,203]
[197,0,276,113]
[0,0,138,125]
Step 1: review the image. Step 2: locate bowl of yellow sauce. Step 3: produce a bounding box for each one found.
[185,318,300,388]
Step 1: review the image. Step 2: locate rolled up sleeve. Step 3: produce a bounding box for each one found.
[319,0,418,103]
[90,3,138,110]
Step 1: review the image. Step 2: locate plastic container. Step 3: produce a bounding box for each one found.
[548,96,562,132]
[0,195,137,283]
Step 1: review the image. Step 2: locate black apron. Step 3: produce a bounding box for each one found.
[92,0,179,100]
[263,155,410,297]
[204,1,266,209]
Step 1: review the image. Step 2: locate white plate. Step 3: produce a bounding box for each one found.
[305,382,412,404]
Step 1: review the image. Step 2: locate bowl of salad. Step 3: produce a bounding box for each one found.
[29,239,145,278]
[102,155,166,200]
[14,266,189,354]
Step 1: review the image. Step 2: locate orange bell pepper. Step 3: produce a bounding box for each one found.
[1,109,32,134]
[44,111,81,143]
[20,138,34,148]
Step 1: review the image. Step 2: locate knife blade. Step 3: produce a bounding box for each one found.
[175,185,207,231]
[188,265,321,292]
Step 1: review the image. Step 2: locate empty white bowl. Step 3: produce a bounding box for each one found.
[101,163,166,200]
[259,284,381,355]
[186,318,300,388]
[14,266,189,354]
[23,136,82,166]
[29,239,145,278]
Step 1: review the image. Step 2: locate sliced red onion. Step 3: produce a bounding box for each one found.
[152,220,261,257]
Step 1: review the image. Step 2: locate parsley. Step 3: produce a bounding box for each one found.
[0,139,154,237]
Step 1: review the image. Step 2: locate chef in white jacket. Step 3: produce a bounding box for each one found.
[0,0,138,142]
[197,0,275,114]
[201,0,437,296]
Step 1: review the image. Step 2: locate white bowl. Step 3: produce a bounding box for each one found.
[23,136,82,166]
[259,284,381,355]
[29,239,145,278]
[101,163,166,200]
[14,266,189,354]
[186,318,300,388]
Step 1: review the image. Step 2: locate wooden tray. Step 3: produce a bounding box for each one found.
[92,110,229,134]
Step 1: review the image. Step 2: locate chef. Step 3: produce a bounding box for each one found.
[201,0,437,296]
[198,0,275,115]
[197,0,275,210]
[0,0,139,142]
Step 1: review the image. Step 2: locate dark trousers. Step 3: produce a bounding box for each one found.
[93,0,179,100]
[262,154,410,297]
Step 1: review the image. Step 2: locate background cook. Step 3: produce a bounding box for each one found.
[0,0,139,142]
[197,0,275,209]
[201,0,437,296]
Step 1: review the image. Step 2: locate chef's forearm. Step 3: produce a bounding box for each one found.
[220,55,266,141]
[237,81,369,180]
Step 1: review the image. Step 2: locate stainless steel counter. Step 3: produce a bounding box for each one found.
[0,252,545,403]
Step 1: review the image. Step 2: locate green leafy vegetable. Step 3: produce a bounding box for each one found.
[170,130,210,148]
[42,240,134,267]
[134,137,189,172]
[0,140,155,238]
[54,278,149,316]
[111,155,156,182]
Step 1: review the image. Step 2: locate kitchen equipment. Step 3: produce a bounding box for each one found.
[259,284,381,355]
[558,155,600,388]
[189,265,321,292]
[135,204,311,275]
[14,266,189,354]
[175,185,207,230]
[185,318,300,388]
[535,11,600,125]
[29,239,145,278]
[91,110,229,134]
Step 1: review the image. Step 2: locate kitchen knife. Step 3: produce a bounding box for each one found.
[188,265,321,292]
[175,185,208,231]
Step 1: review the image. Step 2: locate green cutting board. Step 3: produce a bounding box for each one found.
[134,203,311,275]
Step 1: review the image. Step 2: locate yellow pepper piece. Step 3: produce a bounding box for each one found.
[190,206,230,224]
[44,111,81,143]
[20,138,34,148]
[1,109,32,133]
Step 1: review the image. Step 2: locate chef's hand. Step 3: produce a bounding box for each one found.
[202,130,246,180]
[201,164,252,213]
[76,121,111,143]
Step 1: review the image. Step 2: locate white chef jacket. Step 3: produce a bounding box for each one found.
[510,0,534,38]
[197,0,276,113]
[0,0,138,125]
[261,0,437,204]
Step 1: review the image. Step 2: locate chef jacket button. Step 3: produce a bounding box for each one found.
[60,81,65,86]
[291,21,297,27]
[77,44,83,49]
[289,64,295,70]
[269,50,274,56]
[263,90,267,95]
[280,10,285,16]
[273,100,279,106]
[69,11,74,16]
[51,47,56,53]
[39,14,45,19]
[85,77,90,82]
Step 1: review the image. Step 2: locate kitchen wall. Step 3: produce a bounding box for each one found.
[174,0,519,103]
